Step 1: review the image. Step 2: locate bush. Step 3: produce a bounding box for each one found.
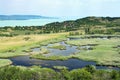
[70,69,92,80]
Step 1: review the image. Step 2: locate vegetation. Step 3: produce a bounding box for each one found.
[40,47,49,54]
[0,65,120,80]
[0,33,68,58]
[31,54,70,60]
[48,43,66,50]
[66,37,120,67]
[31,35,120,67]
[53,66,68,70]
[0,59,12,67]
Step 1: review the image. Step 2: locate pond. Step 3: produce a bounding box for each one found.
[10,56,120,70]
[31,41,80,56]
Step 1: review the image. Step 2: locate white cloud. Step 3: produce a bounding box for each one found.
[0,0,120,17]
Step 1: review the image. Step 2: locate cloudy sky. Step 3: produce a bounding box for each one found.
[0,0,120,18]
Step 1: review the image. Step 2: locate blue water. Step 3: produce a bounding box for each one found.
[0,17,75,27]
[10,56,120,70]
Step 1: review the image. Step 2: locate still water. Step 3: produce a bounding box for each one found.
[10,56,120,70]
[0,17,75,27]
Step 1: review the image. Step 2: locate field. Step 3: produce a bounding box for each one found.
[0,33,68,58]
[66,37,120,67]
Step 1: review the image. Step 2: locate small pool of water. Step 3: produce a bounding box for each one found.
[31,41,80,56]
[10,56,120,70]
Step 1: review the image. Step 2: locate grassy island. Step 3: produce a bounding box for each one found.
[48,43,66,50]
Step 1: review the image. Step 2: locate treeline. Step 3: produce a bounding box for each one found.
[0,65,120,80]
[0,16,120,36]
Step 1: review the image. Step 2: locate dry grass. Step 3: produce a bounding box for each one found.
[0,33,68,52]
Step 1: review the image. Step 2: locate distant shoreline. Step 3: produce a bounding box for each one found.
[0,15,58,20]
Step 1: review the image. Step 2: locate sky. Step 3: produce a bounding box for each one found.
[0,0,120,18]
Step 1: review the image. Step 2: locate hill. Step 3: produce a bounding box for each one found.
[0,16,120,36]
[43,16,120,34]
[0,15,56,20]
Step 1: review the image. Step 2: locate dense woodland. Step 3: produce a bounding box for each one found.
[0,16,120,36]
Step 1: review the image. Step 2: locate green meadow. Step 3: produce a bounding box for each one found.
[66,37,120,67]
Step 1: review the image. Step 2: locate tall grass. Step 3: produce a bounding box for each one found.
[0,32,68,58]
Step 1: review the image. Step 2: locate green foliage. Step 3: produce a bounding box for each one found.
[111,70,120,80]
[85,65,96,74]
[0,66,33,80]
[0,66,120,80]
[70,69,92,80]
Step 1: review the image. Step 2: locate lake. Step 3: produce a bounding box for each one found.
[0,17,75,27]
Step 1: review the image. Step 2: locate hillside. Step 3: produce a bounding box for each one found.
[0,16,120,36]
[43,16,120,34]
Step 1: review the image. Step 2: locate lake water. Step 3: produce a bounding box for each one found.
[0,17,75,27]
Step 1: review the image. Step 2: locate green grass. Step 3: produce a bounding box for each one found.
[31,54,70,60]
[53,66,68,70]
[0,59,12,67]
[48,43,66,50]
[66,38,120,67]
[40,47,49,54]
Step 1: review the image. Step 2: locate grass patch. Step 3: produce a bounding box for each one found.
[48,43,66,50]
[31,54,70,60]
[53,66,68,70]
[0,59,12,67]
[66,37,120,67]
[40,47,49,54]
